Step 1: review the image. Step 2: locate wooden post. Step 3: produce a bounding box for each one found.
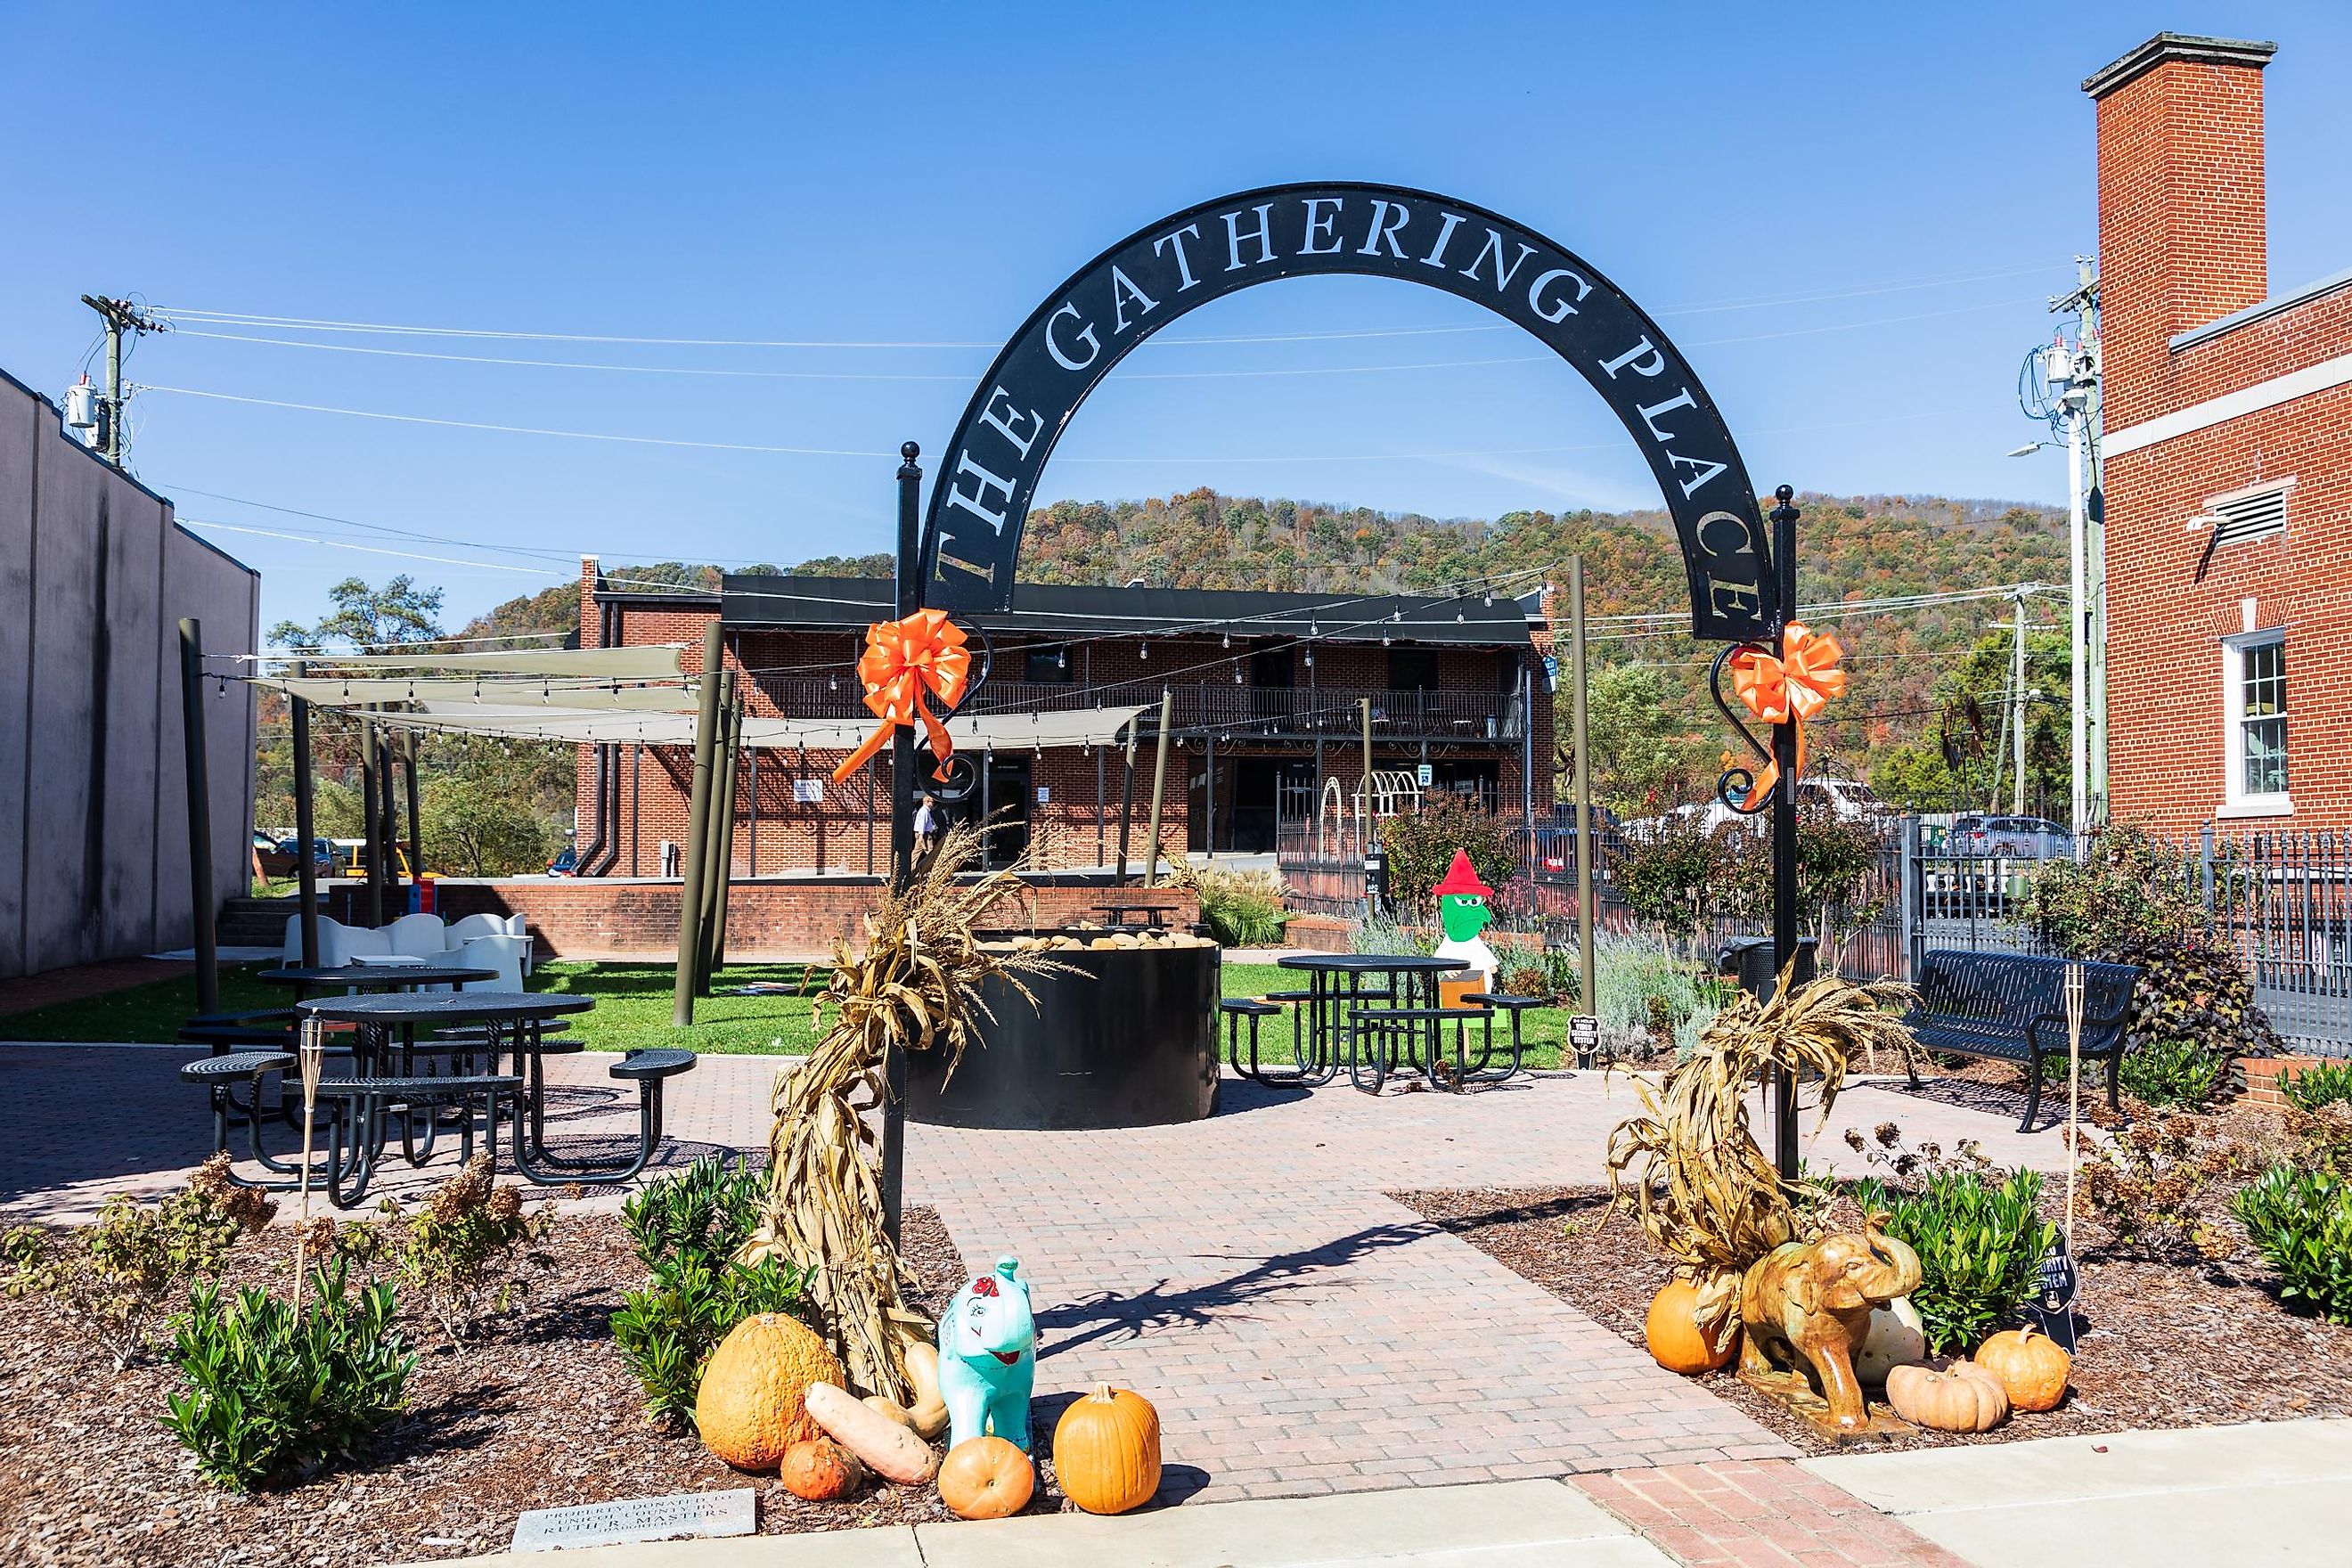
[1570,558,1596,1017]
[290,662,322,967]
[696,671,736,995]
[1142,688,1172,886]
[671,621,727,1026]
[360,717,381,928]
[177,619,220,1014]
[707,689,742,979]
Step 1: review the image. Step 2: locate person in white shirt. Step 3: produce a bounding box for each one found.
[914,793,940,853]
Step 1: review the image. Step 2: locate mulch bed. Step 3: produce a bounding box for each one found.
[1392,1182,2352,1454]
[0,1204,1088,1567]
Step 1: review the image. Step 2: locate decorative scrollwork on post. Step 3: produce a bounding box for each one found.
[1711,641,1776,816]
[919,618,994,804]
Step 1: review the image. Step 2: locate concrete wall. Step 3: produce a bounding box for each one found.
[0,369,258,977]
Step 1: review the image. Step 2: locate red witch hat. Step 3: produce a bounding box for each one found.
[1432,849,1491,899]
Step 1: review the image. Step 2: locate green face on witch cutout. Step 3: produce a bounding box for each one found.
[1439,892,1491,943]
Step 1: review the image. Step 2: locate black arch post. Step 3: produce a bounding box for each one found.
[881,440,921,1248]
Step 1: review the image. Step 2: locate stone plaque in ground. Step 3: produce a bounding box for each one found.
[510,1488,756,1553]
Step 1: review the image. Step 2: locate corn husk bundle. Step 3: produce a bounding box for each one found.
[1605,967,1915,1350]
[744,822,1063,1400]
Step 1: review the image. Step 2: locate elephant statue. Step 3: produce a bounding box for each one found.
[937,1255,1037,1452]
[1738,1213,1924,1431]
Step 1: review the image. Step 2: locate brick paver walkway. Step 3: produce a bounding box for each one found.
[1580,1461,1977,1567]
[0,1041,2065,1511]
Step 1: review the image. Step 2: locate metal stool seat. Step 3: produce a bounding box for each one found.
[314,1073,526,1206]
[183,1050,300,1188]
[1461,992,1542,1082]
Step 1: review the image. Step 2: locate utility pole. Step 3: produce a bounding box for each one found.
[2010,592,2029,815]
[2045,260,2103,837]
[79,296,164,469]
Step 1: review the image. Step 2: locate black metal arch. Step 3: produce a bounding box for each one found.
[920,181,1774,643]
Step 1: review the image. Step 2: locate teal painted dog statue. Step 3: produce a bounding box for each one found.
[937,1255,1037,1452]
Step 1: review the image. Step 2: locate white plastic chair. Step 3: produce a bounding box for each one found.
[319,919,394,968]
[454,934,529,993]
[387,912,454,960]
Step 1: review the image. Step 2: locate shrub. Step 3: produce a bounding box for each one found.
[2119,1034,2231,1110]
[162,1259,414,1490]
[2081,1112,2265,1260]
[2114,927,2280,1063]
[2234,1166,2352,1325]
[1595,932,1716,1050]
[379,1154,559,1343]
[1352,911,1433,957]
[1378,796,1515,917]
[611,1156,809,1426]
[1719,805,1889,936]
[2283,1059,2352,1112]
[1613,819,1719,940]
[1850,1167,2055,1353]
[3,1154,274,1367]
[1193,866,1289,947]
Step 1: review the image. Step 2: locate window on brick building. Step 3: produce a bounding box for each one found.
[1023,645,1072,683]
[2223,632,2289,812]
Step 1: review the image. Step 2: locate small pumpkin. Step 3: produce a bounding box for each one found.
[1644,1279,1735,1375]
[938,1435,1033,1520]
[1052,1384,1162,1515]
[695,1312,845,1471]
[1972,1325,2070,1413]
[1885,1358,2009,1433]
[780,1437,864,1501]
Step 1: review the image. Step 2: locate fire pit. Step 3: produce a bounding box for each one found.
[905,928,1221,1130]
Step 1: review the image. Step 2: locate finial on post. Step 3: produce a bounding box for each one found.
[899,440,921,475]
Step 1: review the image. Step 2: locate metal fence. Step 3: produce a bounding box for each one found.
[1275,811,2352,1058]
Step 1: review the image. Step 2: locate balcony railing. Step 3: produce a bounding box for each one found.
[750,674,1528,740]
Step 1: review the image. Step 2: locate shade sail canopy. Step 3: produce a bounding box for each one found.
[263,677,701,712]
[357,703,1151,751]
[260,646,686,678]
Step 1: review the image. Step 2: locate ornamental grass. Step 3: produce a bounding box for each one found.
[746,822,1060,1401]
[1604,968,1915,1345]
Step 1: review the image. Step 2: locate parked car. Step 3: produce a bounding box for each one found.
[546,845,580,877]
[1794,777,1888,823]
[257,834,333,877]
[1951,814,2073,859]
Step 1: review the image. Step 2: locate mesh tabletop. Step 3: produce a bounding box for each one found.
[259,964,499,988]
[296,992,595,1025]
[1276,953,1467,974]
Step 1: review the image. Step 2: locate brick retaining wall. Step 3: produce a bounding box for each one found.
[322,878,1198,960]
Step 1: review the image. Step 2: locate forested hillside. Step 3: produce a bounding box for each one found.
[445,489,2070,820]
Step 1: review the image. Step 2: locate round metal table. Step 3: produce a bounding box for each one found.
[258,962,498,1000]
[1273,952,1468,1093]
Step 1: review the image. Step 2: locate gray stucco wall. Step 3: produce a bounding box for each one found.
[0,369,258,977]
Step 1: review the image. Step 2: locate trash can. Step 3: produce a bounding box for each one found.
[1717,935,1817,1002]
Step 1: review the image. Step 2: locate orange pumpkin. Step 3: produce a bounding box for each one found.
[780,1437,864,1501]
[1052,1384,1162,1515]
[1972,1326,2070,1413]
[938,1435,1034,1520]
[694,1312,845,1471]
[1885,1359,2009,1433]
[1645,1279,1735,1375]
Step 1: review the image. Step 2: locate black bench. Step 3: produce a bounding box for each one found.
[509,1047,699,1185]
[1901,949,2141,1130]
[183,1050,301,1187]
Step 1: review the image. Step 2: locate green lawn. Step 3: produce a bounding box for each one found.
[1,957,1571,1067]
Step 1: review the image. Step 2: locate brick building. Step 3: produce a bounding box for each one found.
[2089,33,2352,832]
[571,559,1551,878]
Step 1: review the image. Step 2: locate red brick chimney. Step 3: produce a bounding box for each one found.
[2086,32,2276,428]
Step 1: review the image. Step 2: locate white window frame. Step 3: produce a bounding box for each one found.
[2218,629,2291,818]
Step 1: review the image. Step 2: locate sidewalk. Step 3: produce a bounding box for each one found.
[411,1420,2350,1567]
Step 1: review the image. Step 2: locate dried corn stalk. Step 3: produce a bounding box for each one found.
[745,822,1062,1399]
[1605,968,1915,1346]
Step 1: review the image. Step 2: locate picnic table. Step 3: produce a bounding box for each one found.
[257,960,500,1000]
[1095,901,1180,927]
[1265,953,1472,1093]
[292,991,603,1202]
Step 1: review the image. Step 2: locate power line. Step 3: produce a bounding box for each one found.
[147,262,2062,351]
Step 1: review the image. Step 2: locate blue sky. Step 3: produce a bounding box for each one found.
[5,2,2348,633]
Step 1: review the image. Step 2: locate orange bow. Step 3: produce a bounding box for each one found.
[831,609,972,783]
[1727,622,1845,809]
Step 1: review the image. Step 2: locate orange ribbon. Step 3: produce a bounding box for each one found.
[830,609,972,783]
[1727,622,1846,808]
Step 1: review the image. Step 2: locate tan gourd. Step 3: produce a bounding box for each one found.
[694,1313,845,1471]
[805,1381,940,1485]
[1884,1359,2010,1432]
